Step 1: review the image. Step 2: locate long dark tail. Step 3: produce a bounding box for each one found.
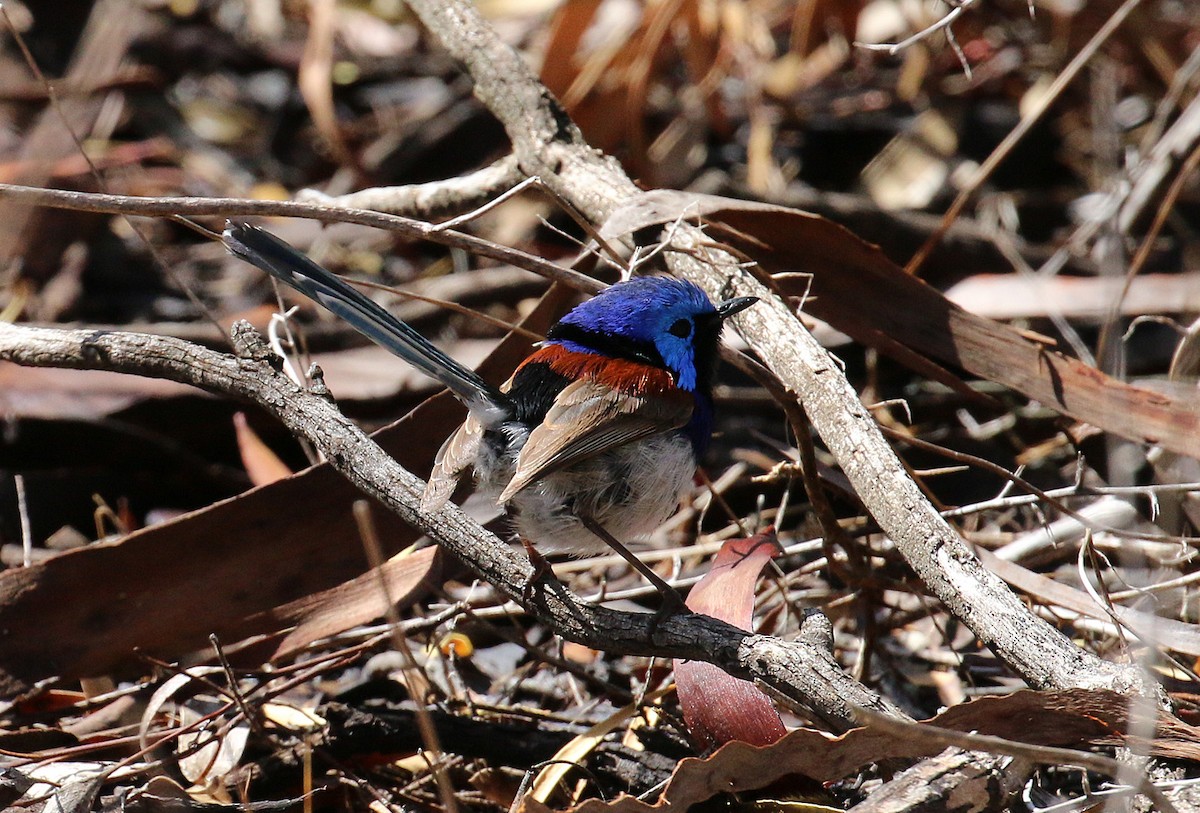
[223,221,510,420]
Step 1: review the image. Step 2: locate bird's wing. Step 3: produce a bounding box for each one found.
[422,415,484,512]
[498,379,693,503]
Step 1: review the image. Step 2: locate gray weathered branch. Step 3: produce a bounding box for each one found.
[396,0,1149,698]
[296,154,523,219]
[0,319,897,732]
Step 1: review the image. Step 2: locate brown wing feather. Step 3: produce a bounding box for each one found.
[497,379,692,503]
[422,415,483,511]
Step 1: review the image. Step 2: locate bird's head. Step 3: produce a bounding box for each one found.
[546,277,757,392]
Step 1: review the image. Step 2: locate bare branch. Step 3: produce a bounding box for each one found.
[855,0,977,60]
[0,319,898,732]
[0,183,602,296]
[296,154,523,220]
[397,0,1153,699]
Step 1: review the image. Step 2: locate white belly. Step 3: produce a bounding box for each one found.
[488,432,697,556]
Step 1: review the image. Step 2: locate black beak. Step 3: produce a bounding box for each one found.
[716,296,758,320]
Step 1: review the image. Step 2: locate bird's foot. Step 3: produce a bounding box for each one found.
[648,584,690,636]
[519,537,555,605]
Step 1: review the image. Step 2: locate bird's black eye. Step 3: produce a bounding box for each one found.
[668,318,692,338]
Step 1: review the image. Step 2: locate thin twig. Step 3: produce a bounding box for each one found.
[208,634,265,737]
[1096,138,1200,363]
[856,0,976,55]
[0,184,603,297]
[905,0,1144,275]
[882,425,1195,547]
[13,474,31,568]
[0,7,228,340]
[353,501,459,813]
[297,154,522,220]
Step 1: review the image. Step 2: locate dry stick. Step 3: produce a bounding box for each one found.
[856,0,977,59]
[1078,534,1131,652]
[904,0,1144,276]
[296,154,522,219]
[881,424,1193,547]
[693,466,747,537]
[208,633,265,738]
[0,184,603,297]
[0,320,896,732]
[353,501,459,813]
[1096,138,1200,363]
[432,174,543,232]
[730,349,864,576]
[1121,82,1200,234]
[13,474,31,568]
[943,479,1200,520]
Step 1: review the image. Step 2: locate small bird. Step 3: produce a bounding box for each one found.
[223,223,756,591]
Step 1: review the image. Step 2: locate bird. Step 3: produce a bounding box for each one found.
[223,222,757,596]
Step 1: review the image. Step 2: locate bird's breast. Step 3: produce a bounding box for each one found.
[517,344,679,397]
[499,430,697,555]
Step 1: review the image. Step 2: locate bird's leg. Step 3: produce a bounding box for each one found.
[519,536,556,605]
[578,515,688,618]
[520,536,551,573]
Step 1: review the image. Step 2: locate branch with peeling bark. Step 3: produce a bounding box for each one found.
[0,0,1154,713]
[380,0,1153,700]
[0,319,899,732]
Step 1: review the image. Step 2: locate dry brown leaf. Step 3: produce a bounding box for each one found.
[527,688,1200,813]
[0,363,202,420]
[539,0,638,155]
[267,546,442,659]
[539,0,605,102]
[233,412,293,487]
[674,528,786,751]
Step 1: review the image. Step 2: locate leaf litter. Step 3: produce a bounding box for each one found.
[2,1,1200,811]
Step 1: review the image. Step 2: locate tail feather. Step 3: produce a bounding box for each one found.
[223,221,510,422]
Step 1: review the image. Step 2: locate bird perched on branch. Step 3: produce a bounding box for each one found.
[223,222,756,599]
